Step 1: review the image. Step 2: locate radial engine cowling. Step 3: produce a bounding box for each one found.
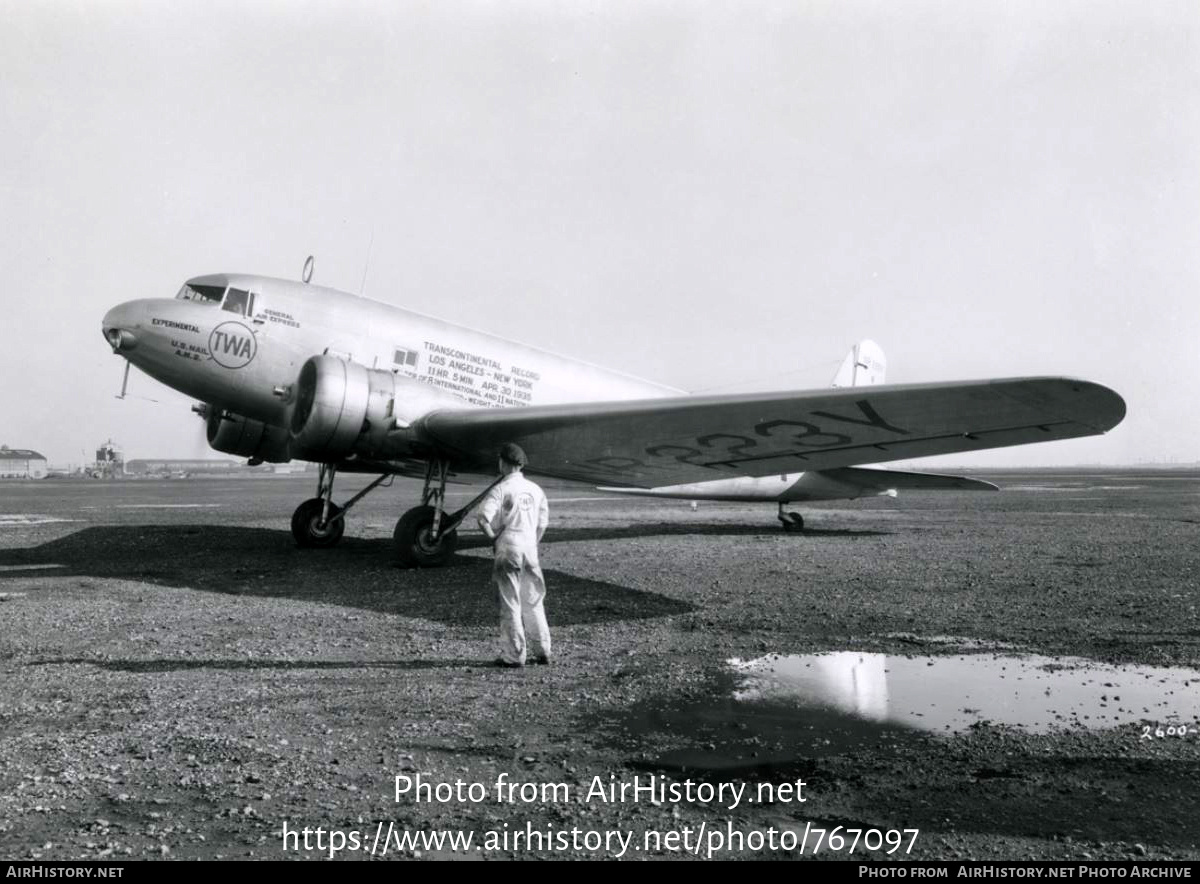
[289,355,398,460]
[206,409,291,463]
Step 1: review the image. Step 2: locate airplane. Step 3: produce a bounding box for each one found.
[101,261,1126,566]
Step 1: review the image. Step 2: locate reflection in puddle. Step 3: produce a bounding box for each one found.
[733,652,1200,734]
[611,652,1200,772]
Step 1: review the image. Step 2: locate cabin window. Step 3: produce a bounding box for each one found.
[393,348,418,371]
[223,288,254,316]
[176,283,226,303]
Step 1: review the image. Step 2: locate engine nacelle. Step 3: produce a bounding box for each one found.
[206,409,291,463]
[289,354,470,461]
[289,355,400,460]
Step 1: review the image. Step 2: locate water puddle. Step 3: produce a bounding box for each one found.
[612,651,1200,771]
[732,652,1200,735]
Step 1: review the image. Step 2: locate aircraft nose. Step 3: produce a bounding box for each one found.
[102,302,141,353]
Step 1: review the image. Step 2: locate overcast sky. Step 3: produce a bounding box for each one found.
[2,0,1196,468]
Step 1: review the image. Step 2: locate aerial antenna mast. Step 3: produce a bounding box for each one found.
[359,228,374,295]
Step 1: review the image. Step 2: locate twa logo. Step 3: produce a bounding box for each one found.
[208,321,257,369]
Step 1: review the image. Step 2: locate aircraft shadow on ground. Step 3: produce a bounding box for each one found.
[0,525,694,627]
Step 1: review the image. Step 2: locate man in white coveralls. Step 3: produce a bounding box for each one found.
[477,443,551,668]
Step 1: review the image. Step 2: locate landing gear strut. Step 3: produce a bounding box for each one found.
[778,503,805,533]
[291,464,391,548]
[288,459,501,564]
[393,460,504,568]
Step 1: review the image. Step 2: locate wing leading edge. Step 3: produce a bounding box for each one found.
[415,377,1125,488]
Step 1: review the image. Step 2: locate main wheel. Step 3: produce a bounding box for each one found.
[779,512,805,533]
[393,505,458,567]
[291,498,345,548]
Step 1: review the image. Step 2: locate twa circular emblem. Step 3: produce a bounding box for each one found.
[208,321,257,369]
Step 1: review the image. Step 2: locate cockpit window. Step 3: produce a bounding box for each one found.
[176,283,226,303]
[222,288,254,316]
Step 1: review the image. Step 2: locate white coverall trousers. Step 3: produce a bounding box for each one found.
[494,542,550,665]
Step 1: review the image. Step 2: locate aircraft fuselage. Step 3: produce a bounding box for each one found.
[102,273,680,435]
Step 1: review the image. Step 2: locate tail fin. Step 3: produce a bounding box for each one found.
[831,339,886,387]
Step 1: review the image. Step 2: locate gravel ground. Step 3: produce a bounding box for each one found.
[0,469,1198,861]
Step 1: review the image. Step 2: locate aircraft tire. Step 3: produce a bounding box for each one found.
[780,512,804,533]
[291,498,345,548]
[393,505,458,567]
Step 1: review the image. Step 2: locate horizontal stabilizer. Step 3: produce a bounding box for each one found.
[817,466,998,492]
[596,465,996,502]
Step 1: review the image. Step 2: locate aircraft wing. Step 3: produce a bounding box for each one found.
[415,377,1124,488]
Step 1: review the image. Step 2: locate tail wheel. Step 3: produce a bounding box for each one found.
[291,497,345,548]
[779,511,805,533]
[394,505,458,567]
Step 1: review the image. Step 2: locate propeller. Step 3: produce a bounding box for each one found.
[115,361,130,399]
[113,360,158,403]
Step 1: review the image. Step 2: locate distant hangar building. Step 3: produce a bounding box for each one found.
[0,446,48,479]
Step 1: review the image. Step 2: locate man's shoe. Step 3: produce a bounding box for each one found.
[494,657,523,669]
[532,655,551,666]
